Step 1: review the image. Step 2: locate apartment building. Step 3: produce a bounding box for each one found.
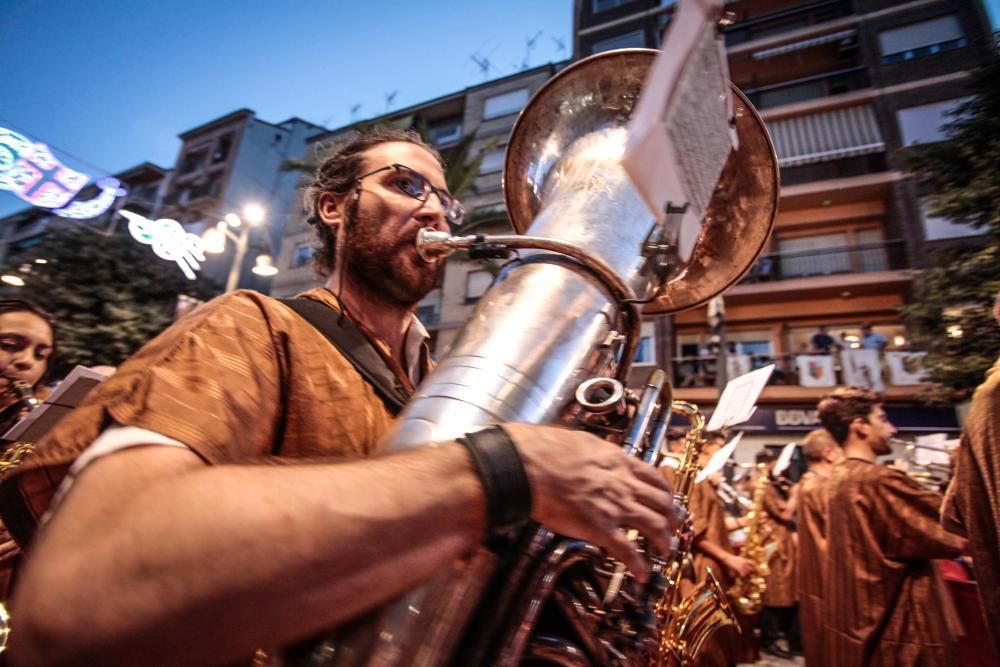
[270,64,561,353]
[160,110,325,292]
[575,0,996,442]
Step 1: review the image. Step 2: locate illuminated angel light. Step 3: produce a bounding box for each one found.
[0,126,126,219]
[120,210,206,280]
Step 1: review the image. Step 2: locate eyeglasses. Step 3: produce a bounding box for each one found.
[355,163,465,227]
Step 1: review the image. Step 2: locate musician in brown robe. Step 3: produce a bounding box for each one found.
[0,300,56,609]
[755,448,802,658]
[1,130,679,667]
[796,427,844,666]
[942,294,1000,660]
[678,432,756,667]
[818,387,967,667]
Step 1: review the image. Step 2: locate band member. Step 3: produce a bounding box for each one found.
[1,129,678,667]
[0,300,56,434]
[818,387,967,667]
[796,427,844,666]
[0,299,56,603]
[755,448,801,659]
[942,293,1000,660]
[684,431,755,667]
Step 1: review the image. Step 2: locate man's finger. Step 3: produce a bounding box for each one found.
[600,530,649,583]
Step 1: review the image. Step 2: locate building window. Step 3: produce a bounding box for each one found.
[591,29,645,54]
[919,200,980,241]
[429,119,463,146]
[878,15,965,64]
[291,243,313,268]
[465,270,493,303]
[179,148,207,175]
[896,98,968,146]
[633,321,656,366]
[212,133,233,163]
[478,149,505,175]
[593,0,636,12]
[777,233,851,277]
[483,89,530,120]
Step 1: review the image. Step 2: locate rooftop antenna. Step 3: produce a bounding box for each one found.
[384,90,398,112]
[349,103,362,122]
[551,35,567,56]
[521,30,543,70]
[470,45,500,80]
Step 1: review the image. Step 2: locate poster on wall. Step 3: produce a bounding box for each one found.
[841,349,886,392]
[886,351,930,385]
[795,354,836,387]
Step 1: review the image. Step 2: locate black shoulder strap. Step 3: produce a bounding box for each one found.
[279,298,410,415]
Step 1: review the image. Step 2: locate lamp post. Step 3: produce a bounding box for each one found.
[202,203,277,292]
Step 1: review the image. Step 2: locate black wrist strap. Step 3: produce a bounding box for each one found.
[459,426,532,536]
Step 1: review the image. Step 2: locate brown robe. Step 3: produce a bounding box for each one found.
[824,458,965,667]
[684,479,752,667]
[0,288,429,665]
[797,469,831,666]
[943,356,1000,661]
[761,482,798,608]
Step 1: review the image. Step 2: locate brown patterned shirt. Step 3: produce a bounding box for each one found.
[2,287,430,542]
[797,468,831,666]
[942,357,1000,661]
[761,482,797,607]
[824,458,965,667]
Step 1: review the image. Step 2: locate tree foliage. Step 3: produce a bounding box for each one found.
[1,223,218,377]
[903,59,1000,236]
[901,243,1000,400]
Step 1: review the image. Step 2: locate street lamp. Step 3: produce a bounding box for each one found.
[201,203,278,292]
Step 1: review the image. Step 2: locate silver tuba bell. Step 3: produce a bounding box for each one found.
[295,47,777,666]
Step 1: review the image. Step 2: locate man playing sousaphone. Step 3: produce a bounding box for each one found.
[0,130,679,667]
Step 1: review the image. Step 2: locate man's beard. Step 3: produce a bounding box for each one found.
[340,199,443,307]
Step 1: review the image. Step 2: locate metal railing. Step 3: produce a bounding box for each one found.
[724,0,854,46]
[741,240,907,284]
[743,66,870,110]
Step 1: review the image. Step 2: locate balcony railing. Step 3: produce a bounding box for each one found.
[741,240,907,284]
[724,0,854,46]
[743,65,869,110]
[672,348,928,390]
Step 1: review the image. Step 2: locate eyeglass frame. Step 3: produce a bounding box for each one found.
[353,163,465,227]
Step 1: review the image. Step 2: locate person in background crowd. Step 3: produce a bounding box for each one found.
[942,292,1000,661]
[860,323,887,351]
[810,325,836,354]
[796,427,844,666]
[819,387,966,666]
[756,449,801,659]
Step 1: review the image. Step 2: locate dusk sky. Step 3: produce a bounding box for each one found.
[1,1,573,216]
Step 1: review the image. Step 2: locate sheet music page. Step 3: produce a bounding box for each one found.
[622,0,733,261]
[697,431,744,482]
[2,366,107,442]
[706,364,775,432]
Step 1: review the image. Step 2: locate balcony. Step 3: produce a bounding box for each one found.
[724,0,854,47]
[743,65,869,110]
[671,347,931,397]
[741,240,907,284]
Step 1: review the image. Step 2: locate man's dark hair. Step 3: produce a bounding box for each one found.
[816,386,880,445]
[302,128,445,277]
[0,299,58,385]
[755,448,777,464]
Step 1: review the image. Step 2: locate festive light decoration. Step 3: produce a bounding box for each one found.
[120,210,206,280]
[0,126,126,219]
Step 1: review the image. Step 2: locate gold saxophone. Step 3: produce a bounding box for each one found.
[0,379,41,655]
[727,464,775,615]
[655,401,739,667]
